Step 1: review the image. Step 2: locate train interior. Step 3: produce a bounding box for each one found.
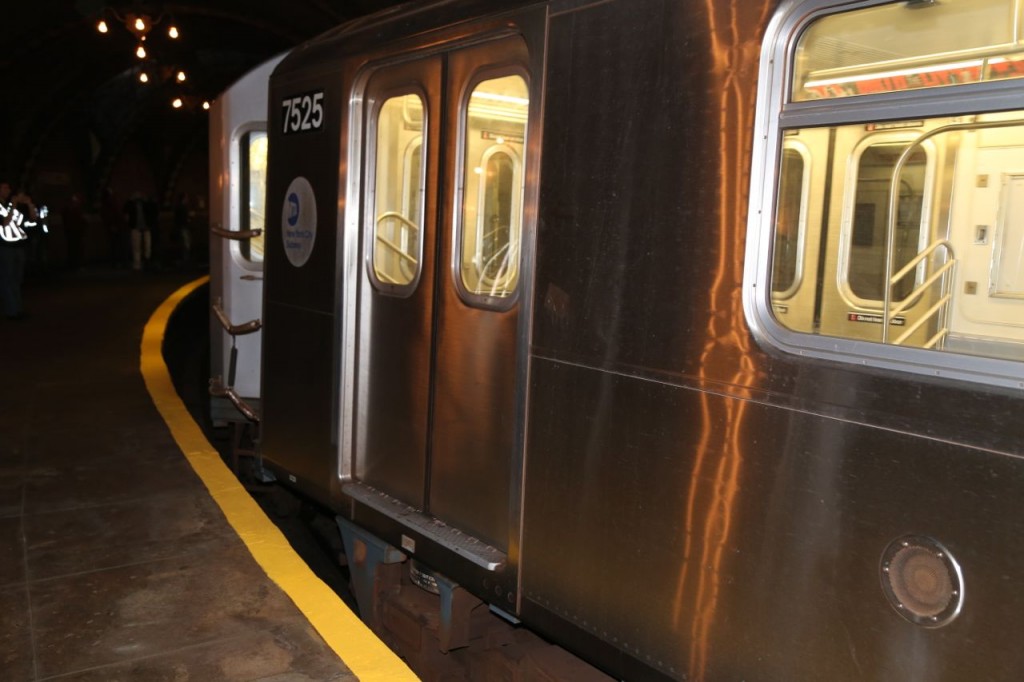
[770,0,1024,362]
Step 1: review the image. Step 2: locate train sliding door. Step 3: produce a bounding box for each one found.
[208,54,283,425]
[353,56,441,512]
[352,36,530,556]
[816,123,951,343]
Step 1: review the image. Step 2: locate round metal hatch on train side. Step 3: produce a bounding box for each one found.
[880,535,964,628]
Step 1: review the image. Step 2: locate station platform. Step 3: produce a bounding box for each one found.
[0,269,415,681]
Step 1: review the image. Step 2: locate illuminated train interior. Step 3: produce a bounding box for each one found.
[765,1,1024,364]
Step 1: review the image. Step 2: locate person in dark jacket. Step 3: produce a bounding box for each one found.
[124,192,153,270]
[173,192,194,267]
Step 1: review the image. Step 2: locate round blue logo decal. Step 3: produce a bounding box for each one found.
[281,177,316,267]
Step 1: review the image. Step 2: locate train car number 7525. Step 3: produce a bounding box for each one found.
[281,91,324,134]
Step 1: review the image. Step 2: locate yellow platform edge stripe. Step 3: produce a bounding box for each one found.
[140,276,418,682]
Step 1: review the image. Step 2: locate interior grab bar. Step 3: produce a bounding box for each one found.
[213,299,262,336]
[375,234,418,265]
[211,222,263,241]
[892,294,952,346]
[209,377,260,423]
[376,211,420,231]
[888,253,955,319]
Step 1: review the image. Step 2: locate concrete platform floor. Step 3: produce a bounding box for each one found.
[0,269,356,681]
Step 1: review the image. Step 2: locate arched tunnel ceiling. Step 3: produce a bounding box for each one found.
[0,0,405,191]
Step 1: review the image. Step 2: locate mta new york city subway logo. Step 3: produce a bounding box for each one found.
[282,176,316,267]
[287,193,300,227]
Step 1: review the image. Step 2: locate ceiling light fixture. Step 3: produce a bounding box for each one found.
[97,6,196,102]
[95,7,183,62]
[167,95,211,113]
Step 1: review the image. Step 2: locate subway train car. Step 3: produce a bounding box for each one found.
[256,0,1024,679]
[208,53,285,426]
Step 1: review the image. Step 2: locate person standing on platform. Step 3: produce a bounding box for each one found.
[173,192,194,268]
[17,188,49,278]
[145,194,160,269]
[0,181,29,319]
[124,191,153,271]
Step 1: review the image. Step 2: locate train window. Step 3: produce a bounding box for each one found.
[371,93,425,290]
[844,139,932,304]
[793,0,1022,101]
[457,74,528,302]
[240,130,268,262]
[771,145,810,297]
[748,0,1024,387]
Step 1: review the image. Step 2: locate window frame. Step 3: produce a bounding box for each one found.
[232,125,269,270]
[365,87,429,297]
[837,133,937,308]
[771,140,813,300]
[451,66,530,311]
[744,0,1024,390]
[470,143,524,293]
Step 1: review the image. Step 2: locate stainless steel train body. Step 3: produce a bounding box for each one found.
[208,54,284,424]
[257,0,1024,679]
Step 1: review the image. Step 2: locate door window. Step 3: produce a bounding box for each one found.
[371,93,426,290]
[458,74,529,302]
[772,146,809,297]
[240,130,268,262]
[845,141,930,303]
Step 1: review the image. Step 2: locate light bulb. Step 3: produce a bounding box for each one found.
[139,72,149,84]
[176,70,186,82]
[168,25,179,39]
[135,44,147,59]
[172,98,183,109]
[97,19,109,34]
